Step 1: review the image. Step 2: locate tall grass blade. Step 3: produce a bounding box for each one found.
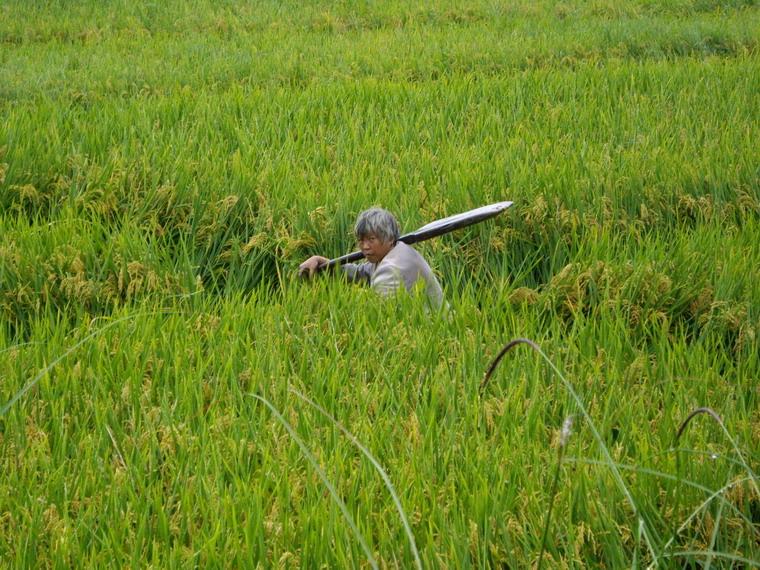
[1,312,169,417]
[659,551,760,567]
[249,393,379,569]
[289,387,423,570]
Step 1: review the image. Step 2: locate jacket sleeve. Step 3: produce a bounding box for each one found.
[341,262,373,284]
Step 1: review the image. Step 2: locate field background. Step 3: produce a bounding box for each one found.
[1,0,759,567]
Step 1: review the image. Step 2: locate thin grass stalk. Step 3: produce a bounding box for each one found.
[249,394,379,570]
[105,423,135,489]
[704,479,727,570]
[566,458,758,532]
[0,312,174,417]
[654,448,745,470]
[479,338,660,564]
[633,520,643,569]
[288,387,423,570]
[537,415,573,570]
[479,338,531,394]
[659,551,760,567]
[0,341,41,356]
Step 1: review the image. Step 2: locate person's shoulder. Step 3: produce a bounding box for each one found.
[386,241,430,268]
[385,241,417,262]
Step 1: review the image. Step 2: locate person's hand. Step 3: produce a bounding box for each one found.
[298,255,328,278]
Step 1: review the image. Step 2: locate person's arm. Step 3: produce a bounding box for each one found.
[299,255,374,284]
[342,262,373,284]
[298,255,329,278]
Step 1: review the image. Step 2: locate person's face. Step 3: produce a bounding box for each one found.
[357,233,393,264]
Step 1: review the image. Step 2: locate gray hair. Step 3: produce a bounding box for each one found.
[354,207,400,243]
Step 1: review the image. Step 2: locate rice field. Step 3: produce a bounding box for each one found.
[1,0,759,567]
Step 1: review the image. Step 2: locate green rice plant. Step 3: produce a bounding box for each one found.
[1,0,758,565]
[480,338,660,564]
[249,393,379,569]
[5,288,756,562]
[0,311,173,418]
[289,387,423,570]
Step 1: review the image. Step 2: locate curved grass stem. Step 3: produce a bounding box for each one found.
[675,407,759,499]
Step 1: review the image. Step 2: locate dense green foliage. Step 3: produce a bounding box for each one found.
[1,0,758,567]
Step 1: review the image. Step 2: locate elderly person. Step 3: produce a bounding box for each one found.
[299,207,444,309]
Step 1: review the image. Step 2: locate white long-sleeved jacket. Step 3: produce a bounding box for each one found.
[341,242,444,309]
